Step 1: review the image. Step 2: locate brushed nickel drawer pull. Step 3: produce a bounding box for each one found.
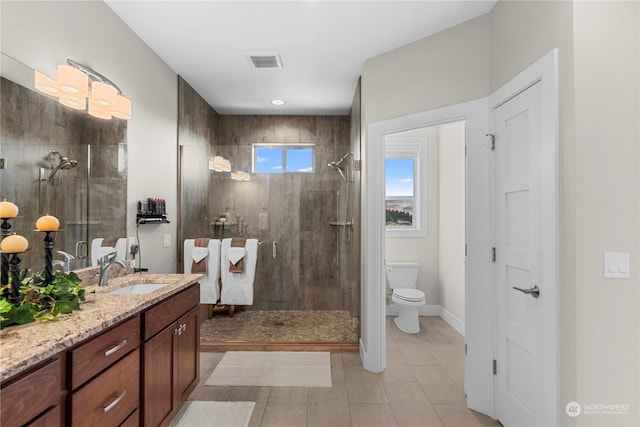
[104,339,127,357]
[103,390,127,412]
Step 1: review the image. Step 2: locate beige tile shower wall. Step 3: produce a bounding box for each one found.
[213,115,359,314]
[177,77,218,272]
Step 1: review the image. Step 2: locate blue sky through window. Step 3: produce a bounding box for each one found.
[385,158,414,196]
[255,147,283,173]
[254,145,314,173]
[286,148,313,172]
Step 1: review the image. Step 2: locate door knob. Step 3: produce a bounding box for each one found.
[512,284,540,298]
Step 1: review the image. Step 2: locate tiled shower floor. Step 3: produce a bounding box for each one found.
[200,310,359,344]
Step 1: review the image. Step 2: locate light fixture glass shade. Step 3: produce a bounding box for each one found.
[88,101,112,120]
[34,71,61,96]
[57,64,88,96]
[222,159,232,172]
[231,171,250,181]
[90,81,117,108]
[112,95,132,119]
[59,94,86,110]
[212,156,226,172]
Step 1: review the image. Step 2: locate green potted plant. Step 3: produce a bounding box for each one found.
[218,212,227,223]
[0,270,89,329]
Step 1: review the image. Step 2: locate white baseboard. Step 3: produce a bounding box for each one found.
[386,304,465,337]
[439,306,465,337]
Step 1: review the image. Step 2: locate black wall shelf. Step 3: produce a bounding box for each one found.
[136,214,170,224]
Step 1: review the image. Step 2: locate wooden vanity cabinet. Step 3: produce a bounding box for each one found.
[67,315,141,427]
[142,285,199,427]
[0,357,63,427]
[0,281,199,427]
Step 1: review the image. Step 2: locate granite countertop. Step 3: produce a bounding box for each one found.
[0,273,202,383]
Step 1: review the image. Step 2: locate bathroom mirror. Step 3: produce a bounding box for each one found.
[0,52,127,273]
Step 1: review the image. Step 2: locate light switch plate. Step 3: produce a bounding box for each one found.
[163,234,171,248]
[604,252,630,278]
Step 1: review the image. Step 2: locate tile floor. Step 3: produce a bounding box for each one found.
[186,316,502,427]
[200,310,358,343]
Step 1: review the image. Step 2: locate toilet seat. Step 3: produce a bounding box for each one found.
[393,288,425,302]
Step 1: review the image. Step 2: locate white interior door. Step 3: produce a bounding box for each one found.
[493,49,558,427]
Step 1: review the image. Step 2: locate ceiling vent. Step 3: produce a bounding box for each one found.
[247,52,283,69]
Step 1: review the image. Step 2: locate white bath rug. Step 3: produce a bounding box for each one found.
[173,401,254,427]
[205,351,332,387]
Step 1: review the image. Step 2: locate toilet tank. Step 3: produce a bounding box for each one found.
[385,262,419,289]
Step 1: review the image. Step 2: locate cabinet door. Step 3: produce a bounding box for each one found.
[143,324,175,427]
[175,306,199,403]
[1,358,61,427]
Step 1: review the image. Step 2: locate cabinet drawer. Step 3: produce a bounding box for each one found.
[69,348,140,427]
[1,357,61,427]
[69,315,140,389]
[120,408,139,427]
[144,284,198,340]
[25,405,61,427]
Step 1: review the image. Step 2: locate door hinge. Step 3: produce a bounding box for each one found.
[465,244,468,257]
[486,133,495,150]
[465,343,468,356]
[493,359,497,375]
[492,247,496,262]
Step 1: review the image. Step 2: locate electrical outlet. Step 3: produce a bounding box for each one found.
[163,234,171,248]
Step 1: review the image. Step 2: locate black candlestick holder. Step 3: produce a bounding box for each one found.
[37,230,60,286]
[8,252,22,306]
[1,217,14,288]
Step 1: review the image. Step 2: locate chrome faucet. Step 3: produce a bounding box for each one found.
[56,250,76,272]
[98,252,128,286]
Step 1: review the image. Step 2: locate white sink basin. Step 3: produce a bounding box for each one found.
[109,283,170,295]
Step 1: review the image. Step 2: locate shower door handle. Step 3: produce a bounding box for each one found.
[75,241,87,260]
[272,241,277,259]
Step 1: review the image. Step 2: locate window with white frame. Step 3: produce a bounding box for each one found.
[252,143,315,174]
[385,137,426,237]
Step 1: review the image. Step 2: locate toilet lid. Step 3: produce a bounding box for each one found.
[393,289,425,302]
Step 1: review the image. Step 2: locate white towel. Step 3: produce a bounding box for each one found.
[183,239,221,305]
[227,247,246,265]
[192,247,209,263]
[92,247,116,264]
[220,238,258,305]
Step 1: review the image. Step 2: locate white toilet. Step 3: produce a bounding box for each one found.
[385,262,426,334]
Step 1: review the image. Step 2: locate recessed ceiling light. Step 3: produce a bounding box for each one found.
[271,99,285,106]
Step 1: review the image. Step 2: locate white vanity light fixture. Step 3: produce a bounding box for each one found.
[58,93,86,110]
[34,71,61,96]
[210,156,234,173]
[34,59,132,120]
[231,171,251,182]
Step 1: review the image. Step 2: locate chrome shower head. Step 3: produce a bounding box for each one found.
[328,152,354,182]
[46,151,78,180]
